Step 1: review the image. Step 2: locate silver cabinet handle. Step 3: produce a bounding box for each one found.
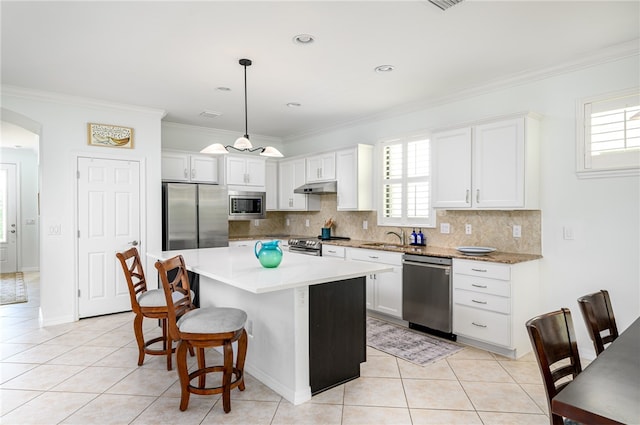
[472,299,487,304]
[472,322,487,328]
[191,168,196,179]
[471,283,488,288]
[128,240,139,246]
[327,250,336,254]
[10,230,16,234]
[184,169,188,178]
[476,189,480,203]
[465,189,470,203]
[471,268,487,273]
[368,256,379,259]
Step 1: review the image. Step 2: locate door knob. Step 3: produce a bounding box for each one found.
[10,230,16,233]
[128,240,139,246]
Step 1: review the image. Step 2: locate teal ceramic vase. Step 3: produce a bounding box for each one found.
[254,240,283,268]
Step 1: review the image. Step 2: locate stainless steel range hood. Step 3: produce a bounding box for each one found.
[294,180,337,194]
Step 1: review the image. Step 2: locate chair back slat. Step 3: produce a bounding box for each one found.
[155,255,194,341]
[116,247,148,313]
[578,290,619,355]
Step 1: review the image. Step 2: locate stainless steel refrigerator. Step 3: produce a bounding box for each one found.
[162,183,228,250]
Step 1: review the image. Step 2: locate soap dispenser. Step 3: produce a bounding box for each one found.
[410,228,417,245]
[417,229,425,246]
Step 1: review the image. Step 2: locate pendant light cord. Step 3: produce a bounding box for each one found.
[243,60,249,139]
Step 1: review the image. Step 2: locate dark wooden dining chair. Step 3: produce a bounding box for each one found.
[577,290,618,356]
[155,255,248,413]
[526,308,583,425]
[116,247,175,370]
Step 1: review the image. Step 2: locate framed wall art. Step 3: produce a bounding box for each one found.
[87,123,134,148]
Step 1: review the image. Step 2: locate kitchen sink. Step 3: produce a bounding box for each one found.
[362,242,404,249]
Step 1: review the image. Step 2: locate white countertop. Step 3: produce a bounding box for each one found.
[147,246,392,294]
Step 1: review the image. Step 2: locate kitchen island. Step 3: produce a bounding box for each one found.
[147,245,392,405]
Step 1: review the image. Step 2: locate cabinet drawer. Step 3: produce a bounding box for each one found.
[453,274,510,297]
[454,289,510,314]
[322,245,345,258]
[349,248,402,266]
[454,304,511,347]
[454,259,511,280]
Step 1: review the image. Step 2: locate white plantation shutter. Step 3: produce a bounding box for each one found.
[578,89,640,177]
[380,137,433,226]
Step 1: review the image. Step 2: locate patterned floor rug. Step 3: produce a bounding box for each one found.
[367,317,462,366]
[0,272,28,305]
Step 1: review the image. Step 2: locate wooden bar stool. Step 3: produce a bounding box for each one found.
[577,289,619,356]
[155,255,248,413]
[116,247,194,370]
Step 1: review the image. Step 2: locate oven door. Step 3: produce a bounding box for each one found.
[289,246,321,256]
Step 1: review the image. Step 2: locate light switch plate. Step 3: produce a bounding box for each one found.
[513,225,522,238]
[440,223,450,234]
[362,220,368,230]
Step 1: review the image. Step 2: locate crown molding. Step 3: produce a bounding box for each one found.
[1,85,167,118]
[283,39,640,142]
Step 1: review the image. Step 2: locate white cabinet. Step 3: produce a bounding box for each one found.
[265,160,278,211]
[162,151,219,183]
[452,258,540,358]
[278,158,320,211]
[336,145,374,211]
[225,155,266,189]
[322,245,345,258]
[432,115,539,209]
[348,248,403,319]
[306,152,336,182]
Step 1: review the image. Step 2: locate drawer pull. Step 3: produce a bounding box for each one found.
[328,250,336,254]
[471,268,487,273]
[471,283,488,288]
[472,299,487,304]
[472,322,487,328]
[369,256,379,259]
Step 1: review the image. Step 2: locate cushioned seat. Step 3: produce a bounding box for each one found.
[155,254,248,413]
[116,247,194,370]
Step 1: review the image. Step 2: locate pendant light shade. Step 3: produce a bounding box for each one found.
[200,58,284,158]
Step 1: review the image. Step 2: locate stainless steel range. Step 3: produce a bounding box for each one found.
[287,237,322,256]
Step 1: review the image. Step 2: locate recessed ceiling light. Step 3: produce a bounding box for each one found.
[375,65,395,73]
[287,102,302,108]
[216,87,231,91]
[200,111,221,118]
[293,34,315,45]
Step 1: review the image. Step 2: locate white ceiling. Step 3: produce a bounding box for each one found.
[1,1,639,147]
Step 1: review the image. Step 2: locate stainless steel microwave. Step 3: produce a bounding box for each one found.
[228,191,266,220]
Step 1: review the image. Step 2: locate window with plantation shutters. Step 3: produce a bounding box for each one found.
[379,136,433,227]
[577,88,640,178]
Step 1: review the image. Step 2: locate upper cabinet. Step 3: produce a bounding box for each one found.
[336,144,374,211]
[162,151,219,183]
[306,152,336,182]
[225,155,266,190]
[265,160,278,211]
[432,115,539,209]
[278,158,320,211]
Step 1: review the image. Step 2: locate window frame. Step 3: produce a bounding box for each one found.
[376,133,435,228]
[576,87,640,179]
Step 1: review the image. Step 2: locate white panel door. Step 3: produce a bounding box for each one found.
[78,157,140,318]
[0,164,18,273]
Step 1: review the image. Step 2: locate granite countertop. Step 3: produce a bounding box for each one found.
[321,239,542,264]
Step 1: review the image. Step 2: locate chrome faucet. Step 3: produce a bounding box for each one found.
[386,228,405,245]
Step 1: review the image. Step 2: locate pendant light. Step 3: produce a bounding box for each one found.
[200,58,284,158]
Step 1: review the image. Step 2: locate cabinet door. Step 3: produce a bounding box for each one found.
[306,153,336,182]
[190,155,218,183]
[246,157,266,186]
[290,159,308,209]
[432,128,472,208]
[336,148,357,210]
[226,156,248,186]
[278,159,307,210]
[162,152,190,181]
[265,161,278,210]
[473,118,525,208]
[373,266,403,318]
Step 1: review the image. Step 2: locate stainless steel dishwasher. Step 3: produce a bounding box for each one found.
[402,254,456,340]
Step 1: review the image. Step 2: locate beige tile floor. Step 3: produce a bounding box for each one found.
[1,272,552,424]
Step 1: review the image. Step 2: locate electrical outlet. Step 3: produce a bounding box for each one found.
[440,223,450,234]
[305,219,310,227]
[254,219,260,227]
[362,220,368,230]
[465,224,472,235]
[563,226,574,240]
[513,225,522,238]
[48,224,61,235]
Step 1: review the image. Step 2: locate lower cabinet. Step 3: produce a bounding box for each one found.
[347,248,403,319]
[452,258,540,358]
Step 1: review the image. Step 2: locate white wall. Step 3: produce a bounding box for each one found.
[284,55,640,359]
[1,87,165,325]
[0,147,40,271]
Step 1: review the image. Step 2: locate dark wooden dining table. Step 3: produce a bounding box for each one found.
[552,316,640,425]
